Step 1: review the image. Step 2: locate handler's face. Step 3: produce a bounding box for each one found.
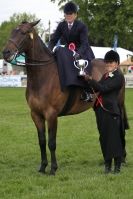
[64,13,77,23]
[105,61,119,72]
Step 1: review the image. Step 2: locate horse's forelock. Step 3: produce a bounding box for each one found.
[21,20,28,24]
[19,21,35,34]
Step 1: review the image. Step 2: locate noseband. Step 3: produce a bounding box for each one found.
[9,34,28,52]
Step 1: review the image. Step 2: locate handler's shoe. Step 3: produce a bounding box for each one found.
[104,165,111,174]
[114,158,121,174]
[104,160,112,174]
[121,157,126,165]
[114,165,121,174]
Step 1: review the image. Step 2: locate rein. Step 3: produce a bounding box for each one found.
[91,87,120,116]
[13,54,55,67]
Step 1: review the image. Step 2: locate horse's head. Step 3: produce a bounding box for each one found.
[3,20,40,62]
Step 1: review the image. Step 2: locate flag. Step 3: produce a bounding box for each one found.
[113,34,118,51]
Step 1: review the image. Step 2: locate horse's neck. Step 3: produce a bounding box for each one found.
[25,36,57,89]
[26,35,51,61]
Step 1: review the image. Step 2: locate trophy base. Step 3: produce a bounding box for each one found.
[78,71,86,76]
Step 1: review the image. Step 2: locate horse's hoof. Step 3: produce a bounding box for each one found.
[38,163,48,174]
[49,166,58,175]
[49,170,56,175]
[38,168,46,174]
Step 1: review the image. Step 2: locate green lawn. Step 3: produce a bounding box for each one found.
[0,88,133,199]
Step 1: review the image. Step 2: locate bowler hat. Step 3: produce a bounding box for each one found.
[104,50,120,64]
[64,2,78,14]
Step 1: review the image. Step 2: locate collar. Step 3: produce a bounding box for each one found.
[68,22,74,26]
[108,67,118,74]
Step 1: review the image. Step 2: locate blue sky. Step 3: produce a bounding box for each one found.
[0,0,62,31]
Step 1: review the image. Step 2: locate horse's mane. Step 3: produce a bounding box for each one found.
[38,37,53,57]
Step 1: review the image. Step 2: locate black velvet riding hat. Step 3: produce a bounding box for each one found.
[64,1,78,14]
[104,50,120,64]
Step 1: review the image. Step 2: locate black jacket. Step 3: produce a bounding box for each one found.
[48,19,95,61]
[89,69,125,115]
[91,69,125,160]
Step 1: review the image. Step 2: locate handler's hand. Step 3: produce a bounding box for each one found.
[84,74,92,81]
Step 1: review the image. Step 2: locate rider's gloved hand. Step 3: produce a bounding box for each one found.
[52,46,59,53]
[52,45,65,53]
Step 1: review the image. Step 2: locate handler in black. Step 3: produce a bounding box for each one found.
[48,1,95,101]
[83,50,125,174]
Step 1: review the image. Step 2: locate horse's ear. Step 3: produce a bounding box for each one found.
[30,19,41,27]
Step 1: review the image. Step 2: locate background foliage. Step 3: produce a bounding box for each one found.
[51,0,133,50]
[0,0,132,59]
[0,13,43,58]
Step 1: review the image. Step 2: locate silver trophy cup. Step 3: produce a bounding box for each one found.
[74,59,88,76]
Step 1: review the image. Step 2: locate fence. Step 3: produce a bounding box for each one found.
[0,75,27,87]
[124,74,133,88]
[0,75,133,88]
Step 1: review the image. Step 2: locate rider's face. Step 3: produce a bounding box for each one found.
[64,13,77,23]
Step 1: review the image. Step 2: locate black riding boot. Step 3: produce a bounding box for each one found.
[80,89,93,102]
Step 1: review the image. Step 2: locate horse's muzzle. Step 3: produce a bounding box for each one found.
[2,49,15,62]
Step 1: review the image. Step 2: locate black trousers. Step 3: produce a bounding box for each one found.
[95,106,123,161]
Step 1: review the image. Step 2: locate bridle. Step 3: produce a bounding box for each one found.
[8,30,55,66]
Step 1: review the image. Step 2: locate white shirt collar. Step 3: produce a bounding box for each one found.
[68,22,74,26]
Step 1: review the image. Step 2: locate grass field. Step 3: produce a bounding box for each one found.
[0,88,133,199]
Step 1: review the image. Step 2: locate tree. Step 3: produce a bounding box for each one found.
[0,13,43,58]
[50,0,133,50]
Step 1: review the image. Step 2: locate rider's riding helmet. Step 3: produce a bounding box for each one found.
[104,50,120,64]
[64,1,78,14]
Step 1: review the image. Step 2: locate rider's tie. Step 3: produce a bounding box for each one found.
[68,23,72,30]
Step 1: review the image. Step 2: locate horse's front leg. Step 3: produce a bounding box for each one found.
[31,111,48,174]
[47,112,58,175]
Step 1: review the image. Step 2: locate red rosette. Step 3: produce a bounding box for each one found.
[68,43,76,51]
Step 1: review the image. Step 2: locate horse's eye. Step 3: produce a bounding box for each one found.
[15,27,26,35]
[21,31,26,35]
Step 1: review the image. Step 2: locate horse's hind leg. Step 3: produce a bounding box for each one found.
[47,112,58,175]
[31,111,48,173]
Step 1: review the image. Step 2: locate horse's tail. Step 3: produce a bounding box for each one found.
[122,104,130,130]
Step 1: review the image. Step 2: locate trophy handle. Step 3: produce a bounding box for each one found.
[74,60,79,69]
[84,60,88,68]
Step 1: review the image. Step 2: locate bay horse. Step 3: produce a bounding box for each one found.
[2,20,128,175]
